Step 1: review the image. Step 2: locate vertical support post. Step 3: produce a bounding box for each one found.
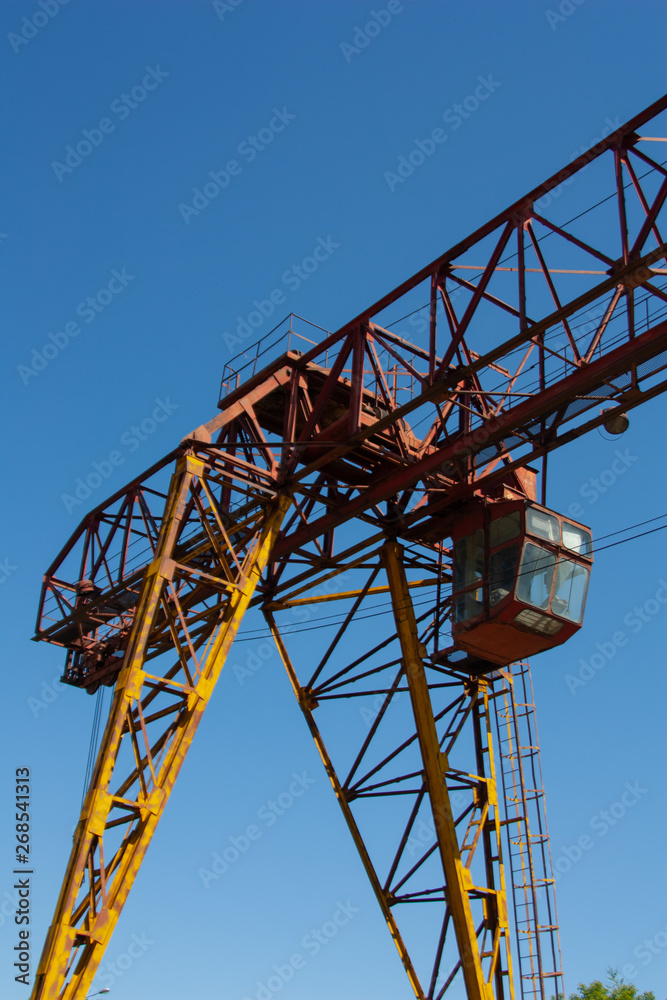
[383,540,496,1000]
[429,272,439,383]
[347,325,366,435]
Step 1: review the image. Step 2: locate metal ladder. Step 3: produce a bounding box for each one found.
[495,662,564,1000]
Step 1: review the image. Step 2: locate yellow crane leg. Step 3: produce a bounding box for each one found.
[383,540,511,1000]
[31,454,291,1000]
[265,612,427,1000]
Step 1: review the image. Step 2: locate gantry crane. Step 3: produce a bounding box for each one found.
[30,95,667,1000]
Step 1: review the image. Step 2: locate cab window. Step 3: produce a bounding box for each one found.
[562,522,592,557]
[489,511,521,548]
[453,530,484,622]
[516,542,557,611]
[551,559,590,622]
[489,544,519,607]
[526,508,559,543]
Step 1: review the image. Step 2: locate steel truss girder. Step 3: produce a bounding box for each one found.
[35,101,667,646]
[31,454,291,1000]
[270,315,667,555]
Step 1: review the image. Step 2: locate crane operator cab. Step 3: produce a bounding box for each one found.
[451,500,593,666]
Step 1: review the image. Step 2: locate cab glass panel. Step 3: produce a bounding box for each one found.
[526,507,559,543]
[489,543,519,607]
[453,529,484,622]
[561,521,593,556]
[551,558,589,622]
[516,542,557,611]
[489,511,521,547]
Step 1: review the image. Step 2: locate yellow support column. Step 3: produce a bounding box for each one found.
[31,455,291,1000]
[383,540,504,1000]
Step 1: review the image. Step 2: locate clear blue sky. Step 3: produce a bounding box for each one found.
[1,2,666,998]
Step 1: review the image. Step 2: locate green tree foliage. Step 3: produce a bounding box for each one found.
[554,969,655,1000]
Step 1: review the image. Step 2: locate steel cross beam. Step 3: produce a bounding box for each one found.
[270,315,667,556]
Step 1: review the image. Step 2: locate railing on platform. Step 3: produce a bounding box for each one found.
[219,313,333,400]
